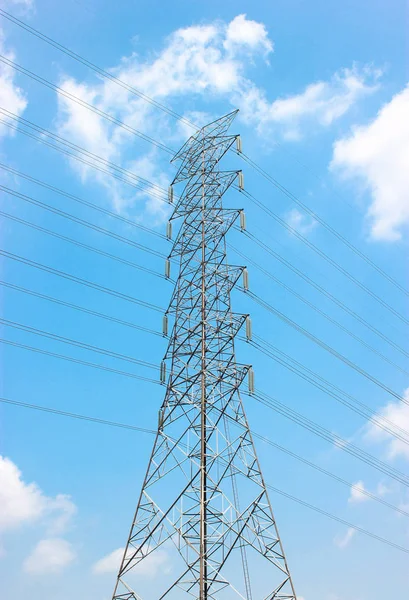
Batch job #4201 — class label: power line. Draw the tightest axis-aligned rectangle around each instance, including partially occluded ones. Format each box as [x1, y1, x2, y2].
[0, 8, 197, 129]
[0, 317, 159, 371]
[0, 208, 167, 280]
[2, 6, 405, 311]
[0, 279, 163, 337]
[0, 162, 166, 240]
[2, 394, 408, 555]
[0, 116, 171, 205]
[0, 338, 161, 384]
[239, 152, 409, 298]
[249, 390, 409, 488]
[0, 184, 166, 259]
[240, 187, 409, 327]
[249, 335, 409, 444]
[247, 289, 409, 407]
[231, 243, 409, 375]
[0, 54, 175, 155]
[0, 108, 172, 202]
[252, 431, 409, 518]
[0, 248, 164, 312]
[235, 232, 409, 361]
[2, 270, 405, 446]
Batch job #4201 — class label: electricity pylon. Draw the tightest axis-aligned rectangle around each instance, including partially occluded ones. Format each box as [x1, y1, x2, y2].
[111, 111, 297, 600]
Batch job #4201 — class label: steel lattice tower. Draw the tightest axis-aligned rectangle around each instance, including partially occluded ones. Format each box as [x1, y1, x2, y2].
[111, 112, 297, 600]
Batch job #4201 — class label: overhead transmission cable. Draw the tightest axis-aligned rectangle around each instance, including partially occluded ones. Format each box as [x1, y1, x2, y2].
[0, 185, 167, 262]
[0, 317, 159, 371]
[0, 249, 164, 312]
[2, 318, 408, 488]
[232, 234, 408, 360]
[0, 107, 172, 201]
[239, 187, 409, 327]
[238, 152, 409, 297]
[248, 335, 409, 444]
[246, 289, 409, 408]
[0, 280, 163, 338]
[246, 390, 409, 487]
[0, 8, 197, 129]
[2, 393, 409, 555]
[0, 162, 166, 240]
[3, 245, 407, 418]
[0, 54, 174, 154]
[0, 11, 404, 302]
[0, 338, 160, 384]
[231, 243, 409, 373]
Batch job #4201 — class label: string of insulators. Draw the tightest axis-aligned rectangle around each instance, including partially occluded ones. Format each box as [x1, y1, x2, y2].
[245, 315, 252, 341]
[238, 171, 244, 191]
[166, 221, 172, 240]
[168, 185, 174, 204]
[158, 408, 165, 432]
[160, 360, 166, 384]
[240, 210, 246, 231]
[165, 259, 171, 279]
[236, 135, 242, 153]
[162, 314, 168, 336]
[248, 367, 255, 394]
[243, 267, 249, 291]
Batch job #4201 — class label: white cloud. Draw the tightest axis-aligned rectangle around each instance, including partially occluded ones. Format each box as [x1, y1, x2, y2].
[23, 538, 76, 574]
[239, 64, 381, 140]
[224, 14, 273, 57]
[54, 16, 377, 219]
[286, 208, 317, 235]
[0, 456, 76, 543]
[93, 547, 170, 578]
[0, 0, 34, 9]
[0, 32, 28, 138]
[0, 456, 45, 532]
[348, 480, 369, 504]
[364, 390, 409, 461]
[334, 527, 356, 549]
[93, 547, 124, 574]
[331, 84, 409, 241]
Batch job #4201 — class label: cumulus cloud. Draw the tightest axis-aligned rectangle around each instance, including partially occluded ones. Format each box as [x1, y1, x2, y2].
[224, 14, 273, 57]
[23, 538, 76, 574]
[364, 390, 409, 461]
[286, 208, 317, 235]
[54, 15, 377, 219]
[348, 480, 369, 504]
[93, 546, 170, 578]
[0, 32, 28, 138]
[334, 527, 356, 549]
[331, 84, 409, 241]
[238, 64, 381, 140]
[0, 456, 77, 548]
[93, 547, 124, 574]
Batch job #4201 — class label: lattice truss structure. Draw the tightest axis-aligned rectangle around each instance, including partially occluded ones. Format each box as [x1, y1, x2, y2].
[111, 112, 297, 600]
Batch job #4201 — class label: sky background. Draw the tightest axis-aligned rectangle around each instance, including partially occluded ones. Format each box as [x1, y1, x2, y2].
[0, 0, 408, 599]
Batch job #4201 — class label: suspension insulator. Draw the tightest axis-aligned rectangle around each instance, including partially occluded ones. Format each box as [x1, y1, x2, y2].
[243, 267, 249, 291]
[163, 314, 168, 336]
[166, 221, 172, 240]
[158, 408, 165, 431]
[236, 135, 242, 153]
[240, 210, 246, 231]
[168, 185, 174, 204]
[160, 360, 167, 384]
[245, 315, 252, 341]
[165, 259, 171, 279]
[238, 171, 244, 191]
[248, 367, 255, 394]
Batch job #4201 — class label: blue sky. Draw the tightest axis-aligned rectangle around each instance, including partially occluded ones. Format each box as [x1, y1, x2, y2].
[0, 0, 408, 598]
